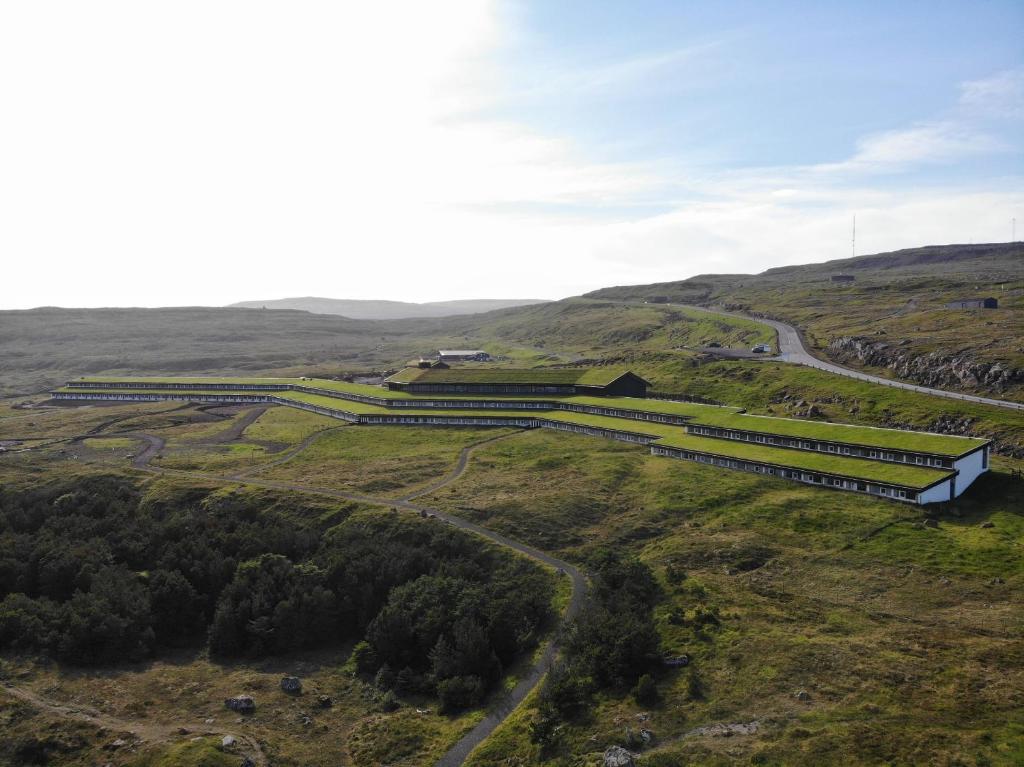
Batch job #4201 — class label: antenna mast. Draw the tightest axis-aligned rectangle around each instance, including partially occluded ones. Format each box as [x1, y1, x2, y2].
[852, 215, 856, 258]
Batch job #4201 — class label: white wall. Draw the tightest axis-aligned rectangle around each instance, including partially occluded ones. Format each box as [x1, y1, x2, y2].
[953, 448, 988, 497]
[918, 479, 953, 505]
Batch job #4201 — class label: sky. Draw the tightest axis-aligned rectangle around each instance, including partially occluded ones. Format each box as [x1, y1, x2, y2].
[1, 1, 1022, 309]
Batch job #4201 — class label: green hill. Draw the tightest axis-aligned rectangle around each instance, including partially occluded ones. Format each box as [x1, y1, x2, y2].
[585, 243, 1024, 399]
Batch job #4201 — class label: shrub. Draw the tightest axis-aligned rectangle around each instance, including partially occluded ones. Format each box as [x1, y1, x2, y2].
[632, 673, 660, 706]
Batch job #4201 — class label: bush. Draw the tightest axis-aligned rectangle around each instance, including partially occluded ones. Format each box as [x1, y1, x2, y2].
[632, 673, 660, 706]
[437, 675, 486, 712]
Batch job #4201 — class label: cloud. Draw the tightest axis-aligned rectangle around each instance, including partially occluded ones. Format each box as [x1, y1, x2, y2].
[811, 122, 1006, 175]
[959, 68, 1024, 118]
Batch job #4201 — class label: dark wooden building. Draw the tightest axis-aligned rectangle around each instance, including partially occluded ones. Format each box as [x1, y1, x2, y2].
[383, 367, 650, 397]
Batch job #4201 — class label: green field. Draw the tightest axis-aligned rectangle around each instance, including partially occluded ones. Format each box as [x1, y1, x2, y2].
[2, 396, 1022, 766]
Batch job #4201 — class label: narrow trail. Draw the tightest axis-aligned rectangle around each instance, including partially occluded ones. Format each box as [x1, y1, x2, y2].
[227, 424, 347, 479]
[396, 430, 527, 502]
[9, 425, 586, 767]
[1, 681, 268, 766]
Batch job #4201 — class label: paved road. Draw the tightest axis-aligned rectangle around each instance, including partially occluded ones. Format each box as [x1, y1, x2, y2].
[675, 304, 1024, 412]
[122, 430, 587, 767]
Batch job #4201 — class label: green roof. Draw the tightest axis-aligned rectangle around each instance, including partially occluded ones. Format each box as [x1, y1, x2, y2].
[58, 384, 954, 488]
[383, 367, 644, 387]
[653, 431, 952, 489]
[64, 376, 985, 460]
[688, 411, 987, 457]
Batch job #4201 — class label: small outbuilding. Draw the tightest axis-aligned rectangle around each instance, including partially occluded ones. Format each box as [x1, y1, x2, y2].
[945, 297, 997, 310]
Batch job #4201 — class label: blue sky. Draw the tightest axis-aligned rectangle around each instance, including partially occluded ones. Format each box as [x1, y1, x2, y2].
[497, 1, 1022, 170]
[1, 1, 1021, 307]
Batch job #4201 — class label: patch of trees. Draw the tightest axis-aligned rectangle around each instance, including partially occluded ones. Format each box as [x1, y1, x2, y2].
[0, 476, 554, 710]
[532, 551, 662, 747]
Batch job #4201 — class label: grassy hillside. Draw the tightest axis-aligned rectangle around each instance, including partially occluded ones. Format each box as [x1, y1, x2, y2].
[585, 243, 1024, 400]
[0, 301, 770, 397]
[228, 296, 549, 320]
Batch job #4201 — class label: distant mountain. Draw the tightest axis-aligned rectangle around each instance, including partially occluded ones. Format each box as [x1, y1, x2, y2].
[227, 296, 549, 320]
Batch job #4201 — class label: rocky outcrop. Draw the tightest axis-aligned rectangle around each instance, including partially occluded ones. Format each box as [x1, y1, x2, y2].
[224, 696, 255, 714]
[827, 337, 1024, 393]
[603, 745, 636, 767]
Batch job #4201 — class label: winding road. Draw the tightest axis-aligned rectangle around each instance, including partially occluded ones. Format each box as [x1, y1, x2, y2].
[120, 426, 586, 767]
[675, 303, 1024, 412]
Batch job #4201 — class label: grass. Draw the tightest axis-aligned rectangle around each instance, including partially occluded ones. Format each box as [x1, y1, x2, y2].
[55, 385, 972, 489]
[3, 398, 1022, 765]
[688, 410, 988, 456]
[60, 377, 987, 453]
[417, 428, 1024, 766]
[385, 366, 638, 386]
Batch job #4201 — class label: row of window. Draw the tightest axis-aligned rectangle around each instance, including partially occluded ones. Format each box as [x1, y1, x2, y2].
[651, 446, 915, 501]
[686, 426, 952, 468]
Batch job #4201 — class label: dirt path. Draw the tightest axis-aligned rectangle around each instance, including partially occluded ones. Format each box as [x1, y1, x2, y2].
[207, 405, 270, 443]
[120, 430, 586, 767]
[395, 430, 526, 502]
[1, 681, 268, 766]
[228, 424, 347, 479]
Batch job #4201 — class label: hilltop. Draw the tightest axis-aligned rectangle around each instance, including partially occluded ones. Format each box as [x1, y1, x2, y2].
[586, 243, 1024, 399]
[228, 296, 549, 320]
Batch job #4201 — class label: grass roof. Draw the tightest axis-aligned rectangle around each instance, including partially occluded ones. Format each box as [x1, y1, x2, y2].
[688, 411, 988, 457]
[384, 366, 642, 387]
[58, 384, 954, 488]
[65, 376, 986, 459]
[654, 431, 952, 489]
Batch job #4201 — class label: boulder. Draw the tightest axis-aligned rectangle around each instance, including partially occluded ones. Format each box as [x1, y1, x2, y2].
[280, 676, 302, 695]
[221, 736, 236, 748]
[603, 745, 635, 767]
[224, 696, 256, 714]
[794, 690, 811, 702]
[240, 759, 256, 767]
[923, 519, 939, 529]
[316, 694, 333, 709]
[662, 654, 690, 668]
[980, 521, 994, 529]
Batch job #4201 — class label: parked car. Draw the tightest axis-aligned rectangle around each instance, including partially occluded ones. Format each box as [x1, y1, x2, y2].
[751, 343, 771, 354]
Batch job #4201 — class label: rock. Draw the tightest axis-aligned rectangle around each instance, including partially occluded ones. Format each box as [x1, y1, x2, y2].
[662, 654, 690, 668]
[104, 739, 128, 751]
[176, 727, 190, 735]
[316, 694, 333, 708]
[280, 676, 302, 695]
[639, 728, 654, 743]
[240, 759, 256, 767]
[205, 718, 216, 725]
[685, 721, 760, 737]
[794, 690, 811, 702]
[222, 735, 236, 748]
[980, 521, 994, 529]
[923, 518, 939, 528]
[826, 336, 1024, 394]
[224, 696, 256, 714]
[603, 745, 635, 767]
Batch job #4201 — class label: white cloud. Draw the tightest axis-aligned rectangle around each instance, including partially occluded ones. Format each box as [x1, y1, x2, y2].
[812, 122, 1006, 175]
[959, 68, 1024, 118]
[0, 4, 1019, 310]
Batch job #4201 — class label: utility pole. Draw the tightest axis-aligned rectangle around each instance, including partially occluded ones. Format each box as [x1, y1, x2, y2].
[852, 215, 856, 258]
